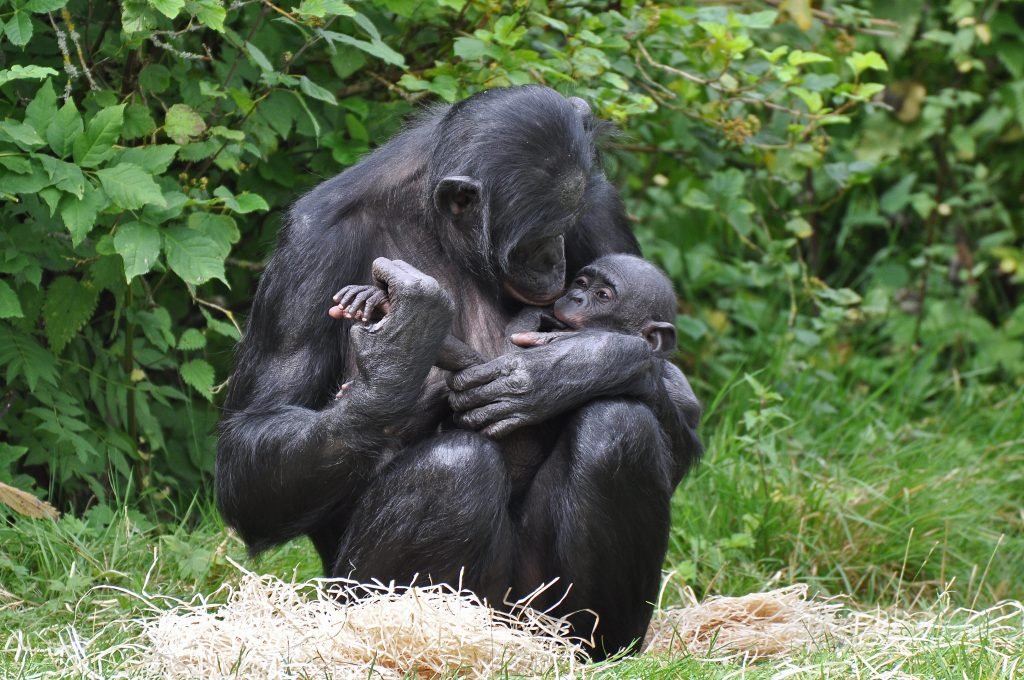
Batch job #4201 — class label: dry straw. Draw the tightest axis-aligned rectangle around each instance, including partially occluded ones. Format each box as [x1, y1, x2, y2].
[16, 564, 1024, 678]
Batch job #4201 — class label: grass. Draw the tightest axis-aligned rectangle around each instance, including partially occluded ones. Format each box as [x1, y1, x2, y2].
[1, 348, 1022, 677]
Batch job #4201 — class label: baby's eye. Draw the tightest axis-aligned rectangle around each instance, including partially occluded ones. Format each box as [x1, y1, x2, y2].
[574, 277, 588, 288]
[596, 288, 612, 301]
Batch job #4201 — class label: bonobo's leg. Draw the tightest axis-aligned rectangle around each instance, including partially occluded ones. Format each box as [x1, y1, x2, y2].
[515, 399, 674, 660]
[333, 431, 514, 604]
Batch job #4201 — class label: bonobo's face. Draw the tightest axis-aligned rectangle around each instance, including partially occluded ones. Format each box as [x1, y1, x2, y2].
[502, 234, 566, 305]
[552, 264, 622, 331]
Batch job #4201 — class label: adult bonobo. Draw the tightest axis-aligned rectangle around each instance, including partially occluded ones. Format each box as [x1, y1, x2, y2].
[216, 86, 703, 659]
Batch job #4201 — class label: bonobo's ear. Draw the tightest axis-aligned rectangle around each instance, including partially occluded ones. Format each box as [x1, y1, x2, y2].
[643, 321, 677, 355]
[433, 176, 482, 219]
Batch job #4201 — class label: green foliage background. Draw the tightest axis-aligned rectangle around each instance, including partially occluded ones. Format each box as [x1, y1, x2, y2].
[0, 0, 1020, 543]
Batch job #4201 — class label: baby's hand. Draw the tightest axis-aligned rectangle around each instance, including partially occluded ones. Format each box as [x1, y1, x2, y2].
[328, 285, 391, 321]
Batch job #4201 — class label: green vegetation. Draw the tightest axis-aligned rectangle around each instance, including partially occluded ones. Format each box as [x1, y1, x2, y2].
[1, 0, 1022, 675]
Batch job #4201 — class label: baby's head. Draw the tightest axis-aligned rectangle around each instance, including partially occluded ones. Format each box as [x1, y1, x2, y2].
[552, 254, 677, 356]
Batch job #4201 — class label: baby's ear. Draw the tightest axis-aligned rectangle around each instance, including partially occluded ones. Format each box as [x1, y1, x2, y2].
[642, 321, 677, 355]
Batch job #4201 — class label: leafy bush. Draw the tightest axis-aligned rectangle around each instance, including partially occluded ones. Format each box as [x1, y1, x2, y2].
[0, 0, 1020, 509]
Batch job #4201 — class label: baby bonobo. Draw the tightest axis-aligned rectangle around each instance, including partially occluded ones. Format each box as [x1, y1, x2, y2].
[330, 252, 677, 389]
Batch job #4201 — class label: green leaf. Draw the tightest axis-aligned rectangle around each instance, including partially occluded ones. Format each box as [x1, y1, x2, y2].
[164, 104, 207, 145]
[39, 156, 86, 198]
[43, 276, 99, 354]
[25, 0, 68, 11]
[846, 51, 888, 77]
[118, 144, 179, 174]
[95, 163, 167, 210]
[176, 328, 206, 350]
[136, 307, 174, 351]
[1, 163, 50, 194]
[493, 14, 526, 46]
[114, 221, 161, 282]
[788, 50, 832, 66]
[60, 185, 106, 245]
[0, 64, 57, 87]
[139, 63, 171, 92]
[192, 0, 226, 31]
[188, 212, 238, 248]
[212, 186, 269, 213]
[46, 99, 84, 158]
[163, 225, 228, 285]
[25, 80, 57, 136]
[453, 37, 487, 60]
[0, 121, 44, 149]
[790, 86, 823, 113]
[73, 104, 125, 167]
[5, 11, 33, 47]
[298, 76, 337, 105]
[180, 359, 215, 400]
[123, 103, 157, 139]
[0, 326, 58, 390]
[0, 280, 24, 318]
[785, 217, 814, 239]
[148, 0, 184, 19]
[246, 41, 274, 72]
[322, 31, 405, 67]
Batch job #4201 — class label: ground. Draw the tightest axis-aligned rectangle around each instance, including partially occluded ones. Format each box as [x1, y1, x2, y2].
[1, 354, 1022, 677]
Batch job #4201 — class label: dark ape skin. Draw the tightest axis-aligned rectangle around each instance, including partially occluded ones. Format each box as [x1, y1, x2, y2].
[216, 86, 703, 660]
[332, 253, 683, 486]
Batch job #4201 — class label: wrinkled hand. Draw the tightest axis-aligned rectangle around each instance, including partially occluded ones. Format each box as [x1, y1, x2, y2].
[448, 331, 653, 438]
[346, 258, 454, 408]
[329, 284, 390, 322]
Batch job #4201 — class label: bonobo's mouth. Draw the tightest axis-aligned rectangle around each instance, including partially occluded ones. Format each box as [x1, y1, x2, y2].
[503, 235, 566, 306]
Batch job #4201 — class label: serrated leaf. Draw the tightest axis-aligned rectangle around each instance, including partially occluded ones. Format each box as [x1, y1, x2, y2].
[25, 80, 57, 136]
[118, 144, 178, 174]
[0, 280, 24, 318]
[95, 163, 166, 210]
[176, 328, 206, 350]
[123, 103, 156, 139]
[60, 185, 105, 245]
[38, 156, 86, 198]
[453, 37, 487, 60]
[180, 359, 214, 400]
[5, 11, 33, 47]
[148, 0, 184, 19]
[136, 307, 174, 351]
[46, 99, 83, 157]
[0, 326, 58, 390]
[1, 164, 50, 194]
[43, 276, 99, 354]
[163, 225, 228, 285]
[192, 0, 225, 31]
[73, 104, 125, 167]
[846, 51, 888, 76]
[188, 212, 238, 248]
[0, 64, 57, 87]
[113, 221, 161, 282]
[164, 104, 206, 145]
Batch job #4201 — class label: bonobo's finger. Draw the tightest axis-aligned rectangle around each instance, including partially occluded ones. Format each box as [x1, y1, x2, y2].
[482, 416, 528, 439]
[454, 401, 516, 431]
[510, 331, 577, 347]
[349, 288, 376, 319]
[361, 291, 391, 321]
[449, 368, 531, 412]
[328, 304, 347, 319]
[335, 285, 362, 307]
[448, 356, 523, 393]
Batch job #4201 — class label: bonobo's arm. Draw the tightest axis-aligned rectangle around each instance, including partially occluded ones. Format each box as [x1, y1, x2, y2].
[449, 330, 702, 469]
[448, 330, 667, 437]
[217, 258, 453, 553]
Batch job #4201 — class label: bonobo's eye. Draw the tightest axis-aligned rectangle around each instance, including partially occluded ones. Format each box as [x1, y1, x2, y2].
[595, 288, 613, 302]
[574, 276, 588, 289]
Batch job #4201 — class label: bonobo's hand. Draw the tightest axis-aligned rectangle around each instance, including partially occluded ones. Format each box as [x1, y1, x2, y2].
[448, 330, 655, 438]
[329, 284, 391, 322]
[344, 258, 454, 411]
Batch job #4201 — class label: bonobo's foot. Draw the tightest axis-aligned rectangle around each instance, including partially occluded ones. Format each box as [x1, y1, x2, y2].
[329, 284, 391, 321]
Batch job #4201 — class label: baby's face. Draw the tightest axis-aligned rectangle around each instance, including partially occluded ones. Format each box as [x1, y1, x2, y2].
[552, 265, 622, 330]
